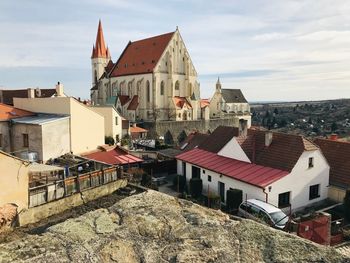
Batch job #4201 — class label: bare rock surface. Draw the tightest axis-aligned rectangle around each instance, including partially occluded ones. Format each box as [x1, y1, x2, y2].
[0, 190, 348, 262]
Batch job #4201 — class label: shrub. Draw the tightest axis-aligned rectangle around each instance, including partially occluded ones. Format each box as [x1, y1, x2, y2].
[105, 136, 115, 146]
[173, 175, 186, 192]
[226, 189, 243, 211]
[190, 178, 203, 198]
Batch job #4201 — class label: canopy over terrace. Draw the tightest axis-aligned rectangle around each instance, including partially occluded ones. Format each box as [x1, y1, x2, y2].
[82, 146, 143, 167]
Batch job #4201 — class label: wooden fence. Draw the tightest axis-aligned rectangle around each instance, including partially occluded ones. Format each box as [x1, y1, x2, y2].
[29, 167, 123, 208]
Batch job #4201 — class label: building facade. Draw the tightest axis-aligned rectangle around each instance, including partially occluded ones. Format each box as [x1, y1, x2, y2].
[90, 21, 201, 122]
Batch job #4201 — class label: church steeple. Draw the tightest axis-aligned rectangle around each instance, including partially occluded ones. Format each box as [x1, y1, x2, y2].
[216, 77, 221, 92]
[91, 20, 110, 59]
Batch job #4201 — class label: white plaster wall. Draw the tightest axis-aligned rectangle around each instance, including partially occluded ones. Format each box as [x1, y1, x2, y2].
[217, 137, 251, 162]
[14, 97, 105, 154]
[41, 118, 70, 161]
[177, 160, 265, 203]
[266, 150, 329, 211]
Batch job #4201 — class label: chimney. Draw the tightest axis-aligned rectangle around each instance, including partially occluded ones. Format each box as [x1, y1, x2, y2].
[238, 119, 247, 137]
[27, 88, 35, 98]
[329, 134, 338, 141]
[35, 87, 41, 97]
[56, 81, 64, 97]
[133, 123, 137, 128]
[265, 131, 273, 147]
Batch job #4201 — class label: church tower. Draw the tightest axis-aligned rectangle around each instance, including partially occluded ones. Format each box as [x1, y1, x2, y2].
[91, 20, 111, 87]
[216, 77, 221, 93]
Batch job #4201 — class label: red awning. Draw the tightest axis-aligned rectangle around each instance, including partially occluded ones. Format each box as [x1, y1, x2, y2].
[83, 147, 142, 165]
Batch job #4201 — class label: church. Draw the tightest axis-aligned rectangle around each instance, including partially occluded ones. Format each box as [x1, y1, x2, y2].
[90, 21, 203, 122]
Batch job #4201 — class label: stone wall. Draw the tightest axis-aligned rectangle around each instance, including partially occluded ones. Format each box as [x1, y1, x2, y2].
[143, 117, 239, 143]
[19, 179, 127, 226]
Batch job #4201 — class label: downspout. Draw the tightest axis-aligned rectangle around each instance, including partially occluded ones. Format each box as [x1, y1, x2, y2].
[263, 187, 268, 203]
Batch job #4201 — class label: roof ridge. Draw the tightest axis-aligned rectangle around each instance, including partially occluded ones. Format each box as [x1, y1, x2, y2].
[131, 31, 175, 44]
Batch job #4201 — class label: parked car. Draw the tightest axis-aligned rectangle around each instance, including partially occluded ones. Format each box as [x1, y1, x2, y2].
[238, 199, 289, 230]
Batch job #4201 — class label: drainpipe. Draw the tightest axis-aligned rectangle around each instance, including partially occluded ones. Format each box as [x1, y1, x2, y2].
[263, 187, 268, 203]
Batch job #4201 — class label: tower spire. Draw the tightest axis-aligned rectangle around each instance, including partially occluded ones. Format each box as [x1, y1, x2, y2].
[91, 20, 110, 59]
[216, 76, 221, 92]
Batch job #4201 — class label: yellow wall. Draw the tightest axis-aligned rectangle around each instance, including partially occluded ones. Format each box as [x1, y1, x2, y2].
[14, 97, 105, 154]
[90, 106, 122, 140]
[328, 186, 345, 203]
[0, 152, 29, 210]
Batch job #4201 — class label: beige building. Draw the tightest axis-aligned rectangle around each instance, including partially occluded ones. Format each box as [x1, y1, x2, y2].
[0, 151, 29, 210]
[14, 83, 104, 155]
[90, 21, 201, 122]
[209, 78, 251, 127]
[89, 105, 123, 143]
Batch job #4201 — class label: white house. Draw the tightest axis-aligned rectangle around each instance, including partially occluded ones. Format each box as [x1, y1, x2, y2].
[176, 126, 330, 212]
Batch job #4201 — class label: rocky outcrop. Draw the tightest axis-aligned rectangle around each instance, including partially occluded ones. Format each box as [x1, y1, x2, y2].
[0, 204, 17, 232]
[0, 190, 348, 262]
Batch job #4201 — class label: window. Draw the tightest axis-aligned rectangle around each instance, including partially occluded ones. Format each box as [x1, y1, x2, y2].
[202, 170, 205, 174]
[0, 134, 2, 147]
[308, 157, 314, 168]
[175, 81, 180, 90]
[115, 117, 118, 125]
[160, 81, 164, 95]
[23, 134, 29, 147]
[278, 192, 290, 208]
[208, 175, 211, 182]
[192, 166, 200, 179]
[146, 81, 150, 102]
[309, 184, 320, 200]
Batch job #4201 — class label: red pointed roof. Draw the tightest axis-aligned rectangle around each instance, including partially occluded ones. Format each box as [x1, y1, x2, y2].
[91, 20, 110, 59]
[110, 31, 175, 77]
[127, 95, 139, 110]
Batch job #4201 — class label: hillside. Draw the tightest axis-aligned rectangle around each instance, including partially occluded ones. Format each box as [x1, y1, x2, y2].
[0, 190, 348, 262]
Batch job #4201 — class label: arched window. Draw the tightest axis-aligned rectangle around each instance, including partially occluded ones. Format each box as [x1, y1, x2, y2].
[128, 82, 132, 96]
[146, 81, 150, 102]
[160, 81, 164, 95]
[175, 81, 180, 90]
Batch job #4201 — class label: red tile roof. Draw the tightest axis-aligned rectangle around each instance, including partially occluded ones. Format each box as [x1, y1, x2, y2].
[176, 148, 289, 188]
[105, 60, 114, 73]
[173, 96, 192, 109]
[130, 126, 148, 133]
[199, 126, 239, 153]
[200, 99, 210, 108]
[127, 95, 139, 110]
[314, 138, 350, 188]
[110, 32, 175, 77]
[240, 129, 319, 172]
[83, 146, 142, 166]
[0, 103, 34, 121]
[118, 95, 131, 106]
[180, 132, 209, 152]
[91, 20, 110, 59]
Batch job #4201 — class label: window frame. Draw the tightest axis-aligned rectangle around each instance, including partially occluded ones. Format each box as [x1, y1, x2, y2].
[308, 157, 314, 168]
[309, 184, 320, 200]
[278, 191, 291, 208]
[208, 175, 211, 182]
[160, 81, 164, 96]
[115, 117, 118, 125]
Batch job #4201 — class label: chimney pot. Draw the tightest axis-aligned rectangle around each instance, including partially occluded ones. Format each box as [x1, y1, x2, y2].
[56, 82, 64, 97]
[27, 88, 35, 99]
[330, 134, 338, 141]
[265, 131, 273, 147]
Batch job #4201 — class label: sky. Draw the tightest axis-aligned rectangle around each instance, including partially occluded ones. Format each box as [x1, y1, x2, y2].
[1, 0, 350, 102]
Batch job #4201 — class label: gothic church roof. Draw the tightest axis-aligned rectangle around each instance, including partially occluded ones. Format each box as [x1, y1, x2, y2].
[110, 31, 175, 77]
[221, 89, 248, 103]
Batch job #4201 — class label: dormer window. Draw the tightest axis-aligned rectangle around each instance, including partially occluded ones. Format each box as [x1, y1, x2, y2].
[308, 157, 314, 168]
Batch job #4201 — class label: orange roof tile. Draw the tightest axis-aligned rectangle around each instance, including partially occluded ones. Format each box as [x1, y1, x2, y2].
[0, 103, 34, 121]
[91, 20, 110, 59]
[173, 96, 192, 109]
[130, 126, 148, 133]
[110, 31, 175, 77]
[200, 99, 210, 108]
